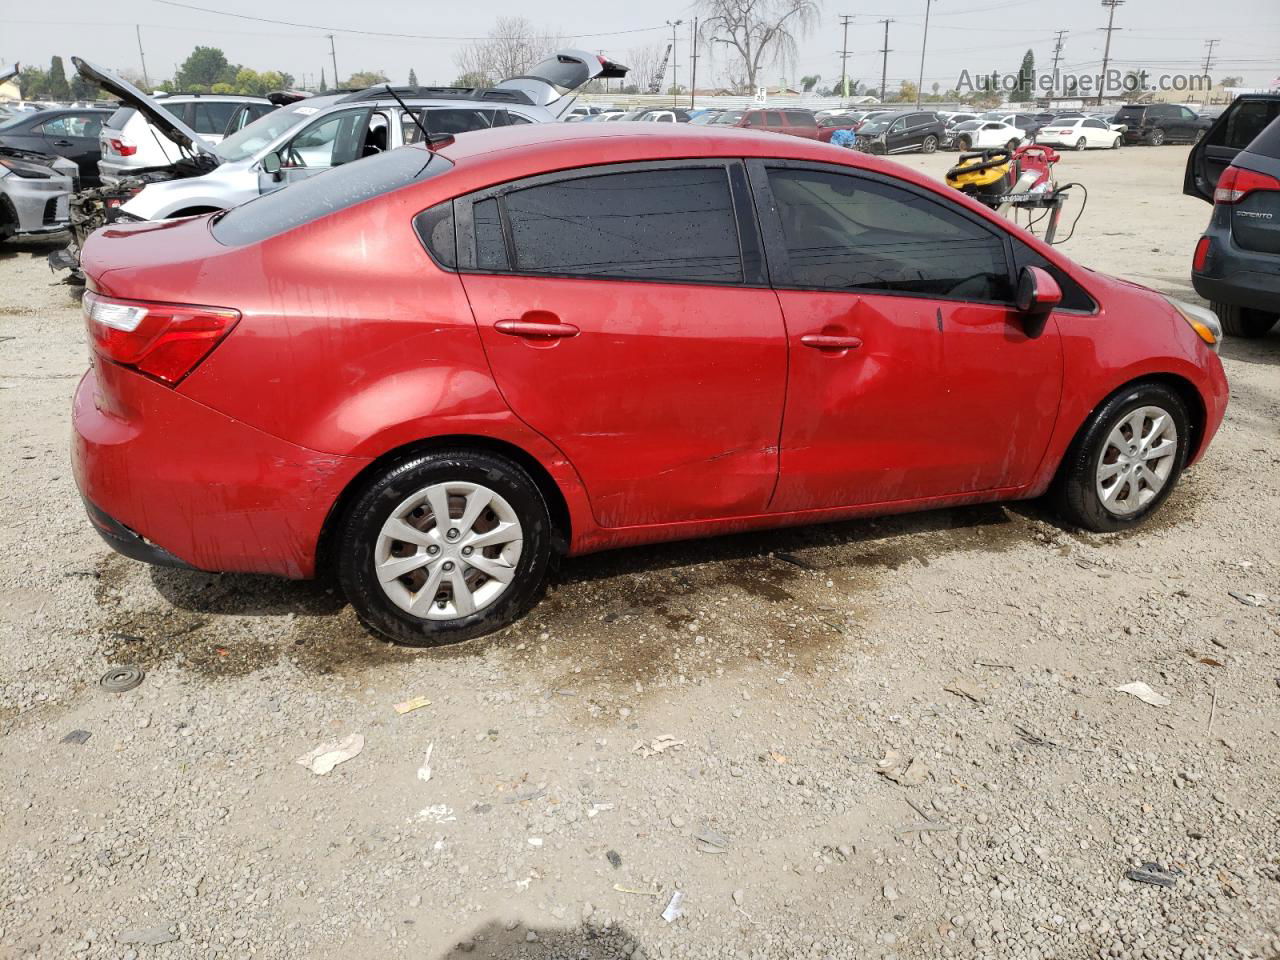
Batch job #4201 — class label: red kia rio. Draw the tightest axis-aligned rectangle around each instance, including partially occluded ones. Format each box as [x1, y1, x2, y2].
[73, 124, 1228, 645]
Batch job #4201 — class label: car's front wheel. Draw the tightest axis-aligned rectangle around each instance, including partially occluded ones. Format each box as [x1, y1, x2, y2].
[954, 135, 971, 151]
[335, 450, 553, 646]
[1213, 301, 1279, 338]
[1111, 135, 1122, 149]
[1053, 383, 1190, 533]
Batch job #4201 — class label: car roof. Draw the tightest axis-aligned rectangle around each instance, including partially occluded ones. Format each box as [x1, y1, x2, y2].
[155, 94, 271, 103]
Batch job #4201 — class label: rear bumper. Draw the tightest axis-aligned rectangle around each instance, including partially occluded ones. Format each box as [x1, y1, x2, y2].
[72, 364, 372, 578]
[1192, 229, 1280, 314]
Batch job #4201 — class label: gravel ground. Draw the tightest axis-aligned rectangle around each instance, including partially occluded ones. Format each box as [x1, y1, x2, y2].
[1, 143, 1278, 960]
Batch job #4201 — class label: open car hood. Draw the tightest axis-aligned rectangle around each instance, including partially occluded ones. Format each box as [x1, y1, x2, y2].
[71, 57, 219, 161]
[495, 50, 627, 117]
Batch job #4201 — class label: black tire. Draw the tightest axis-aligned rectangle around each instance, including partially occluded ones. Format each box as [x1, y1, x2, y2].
[1075, 136, 1088, 152]
[922, 134, 938, 154]
[1053, 382, 1191, 533]
[955, 135, 971, 151]
[1148, 127, 1165, 146]
[1212, 301, 1279, 338]
[1006, 138, 1021, 151]
[335, 449, 553, 646]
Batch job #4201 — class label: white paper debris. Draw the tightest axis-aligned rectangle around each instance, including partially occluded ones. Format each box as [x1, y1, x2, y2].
[295, 733, 364, 775]
[1115, 681, 1171, 707]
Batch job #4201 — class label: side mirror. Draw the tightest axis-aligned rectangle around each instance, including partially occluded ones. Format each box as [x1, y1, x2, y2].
[261, 152, 282, 179]
[1015, 265, 1062, 338]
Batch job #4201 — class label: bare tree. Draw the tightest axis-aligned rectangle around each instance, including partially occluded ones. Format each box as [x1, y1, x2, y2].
[625, 43, 668, 95]
[700, 0, 820, 92]
[453, 17, 567, 86]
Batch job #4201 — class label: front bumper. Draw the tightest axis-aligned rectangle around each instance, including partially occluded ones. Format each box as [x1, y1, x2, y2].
[72, 363, 371, 578]
[2, 175, 73, 234]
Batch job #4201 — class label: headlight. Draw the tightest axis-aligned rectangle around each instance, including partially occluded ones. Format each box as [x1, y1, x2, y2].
[0, 156, 52, 179]
[1166, 297, 1221, 353]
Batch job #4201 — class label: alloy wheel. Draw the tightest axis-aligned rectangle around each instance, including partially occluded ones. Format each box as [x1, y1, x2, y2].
[1095, 406, 1179, 516]
[374, 481, 523, 620]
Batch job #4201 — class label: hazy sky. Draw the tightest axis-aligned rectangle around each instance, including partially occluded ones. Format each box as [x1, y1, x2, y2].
[7, 0, 1279, 93]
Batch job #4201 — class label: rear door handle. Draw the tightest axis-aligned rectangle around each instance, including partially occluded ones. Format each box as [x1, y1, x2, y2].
[800, 334, 863, 350]
[494, 318, 580, 339]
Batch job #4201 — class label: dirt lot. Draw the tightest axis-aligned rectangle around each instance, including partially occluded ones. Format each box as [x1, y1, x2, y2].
[1, 143, 1278, 960]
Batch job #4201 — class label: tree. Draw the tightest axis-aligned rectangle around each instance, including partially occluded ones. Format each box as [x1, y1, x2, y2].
[897, 80, 918, 103]
[47, 56, 71, 100]
[1220, 75, 1243, 87]
[699, 0, 819, 92]
[800, 73, 820, 92]
[176, 46, 233, 90]
[408, 68, 418, 87]
[626, 43, 668, 96]
[70, 73, 101, 101]
[1011, 49, 1035, 102]
[345, 71, 389, 88]
[18, 66, 48, 99]
[931, 81, 940, 97]
[454, 17, 561, 88]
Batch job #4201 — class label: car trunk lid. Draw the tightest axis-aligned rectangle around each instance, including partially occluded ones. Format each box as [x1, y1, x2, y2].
[72, 57, 220, 165]
[494, 50, 628, 117]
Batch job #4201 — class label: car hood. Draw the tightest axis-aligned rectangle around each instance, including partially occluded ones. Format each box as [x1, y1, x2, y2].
[494, 50, 628, 117]
[0, 64, 17, 87]
[71, 56, 220, 163]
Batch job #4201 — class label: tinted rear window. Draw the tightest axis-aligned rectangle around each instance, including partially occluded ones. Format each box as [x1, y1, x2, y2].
[1245, 115, 1280, 158]
[211, 146, 450, 247]
[107, 107, 137, 128]
[784, 110, 816, 127]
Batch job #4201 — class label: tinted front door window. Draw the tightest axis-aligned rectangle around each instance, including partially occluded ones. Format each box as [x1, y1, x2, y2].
[767, 168, 1010, 300]
[501, 168, 743, 283]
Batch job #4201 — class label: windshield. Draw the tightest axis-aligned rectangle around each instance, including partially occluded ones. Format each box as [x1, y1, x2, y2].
[689, 112, 720, 125]
[711, 110, 743, 125]
[216, 103, 316, 162]
[859, 119, 892, 135]
[954, 120, 981, 131]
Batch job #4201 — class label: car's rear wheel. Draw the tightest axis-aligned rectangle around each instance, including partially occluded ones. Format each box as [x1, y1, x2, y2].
[335, 450, 553, 646]
[1212, 301, 1279, 338]
[1148, 127, 1165, 146]
[921, 135, 938, 153]
[1075, 136, 1088, 151]
[1053, 383, 1190, 533]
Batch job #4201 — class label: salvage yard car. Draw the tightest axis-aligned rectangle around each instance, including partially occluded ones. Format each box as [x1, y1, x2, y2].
[1185, 95, 1280, 338]
[1034, 116, 1123, 151]
[0, 147, 79, 241]
[72, 124, 1227, 646]
[944, 119, 1023, 152]
[0, 106, 113, 185]
[854, 111, 945, 154]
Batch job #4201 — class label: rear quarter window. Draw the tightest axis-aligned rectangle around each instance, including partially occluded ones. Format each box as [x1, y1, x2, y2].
[211, 146, 451, 247]
[106, 107, 137, 129]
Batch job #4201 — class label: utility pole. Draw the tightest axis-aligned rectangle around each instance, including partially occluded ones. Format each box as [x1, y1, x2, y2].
[1096, 0, 1124, 107]
[326, 34, 339, 89]
[135, 25, 150, 90]
[1200, 38, 1219, 104]
[915, 0, 933, 109]
[666, 19, 683, 107]
[878, 19, 893, 103]
[689, 19, 699, 108]
[838, 14, 854, 103]
[1049, 29, 1067, 97]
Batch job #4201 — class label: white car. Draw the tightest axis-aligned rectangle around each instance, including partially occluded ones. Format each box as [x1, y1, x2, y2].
[947, 120, 1024, 152]
[98, 94, 276, 183]
[1036, 117, 1122, 151]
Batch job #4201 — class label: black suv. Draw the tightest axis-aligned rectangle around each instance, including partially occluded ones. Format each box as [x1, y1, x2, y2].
[854, 111, 945, 154]
[1185, 94, 1280, 338]
[1115, 103, 1211, 145]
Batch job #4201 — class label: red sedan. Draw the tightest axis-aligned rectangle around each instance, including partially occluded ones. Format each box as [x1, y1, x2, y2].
[73, 124, 1228, 645]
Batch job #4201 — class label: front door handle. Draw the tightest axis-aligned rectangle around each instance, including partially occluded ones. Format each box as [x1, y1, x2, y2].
[800, 333, 863, 351]
[52, 140, 74, 147]
[494, 318, 580, 339]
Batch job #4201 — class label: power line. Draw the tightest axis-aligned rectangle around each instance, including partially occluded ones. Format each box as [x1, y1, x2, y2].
[150, 0, 667, 41]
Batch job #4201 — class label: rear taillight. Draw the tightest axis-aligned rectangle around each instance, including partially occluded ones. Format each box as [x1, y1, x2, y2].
[1193, 236, 1211, 272]
[108, 137, 137, 156]
[83, 292, 239, 385]
[1213, 165, 1280, 204]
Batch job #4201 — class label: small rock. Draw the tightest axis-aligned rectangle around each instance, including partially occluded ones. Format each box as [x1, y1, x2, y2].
[883, 884, 899, 902]
[732, 889, 744, 906]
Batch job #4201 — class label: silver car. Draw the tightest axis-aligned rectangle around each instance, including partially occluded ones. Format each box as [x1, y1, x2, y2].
[0, 148, 78, 241]
[71, 53, 628, 223]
